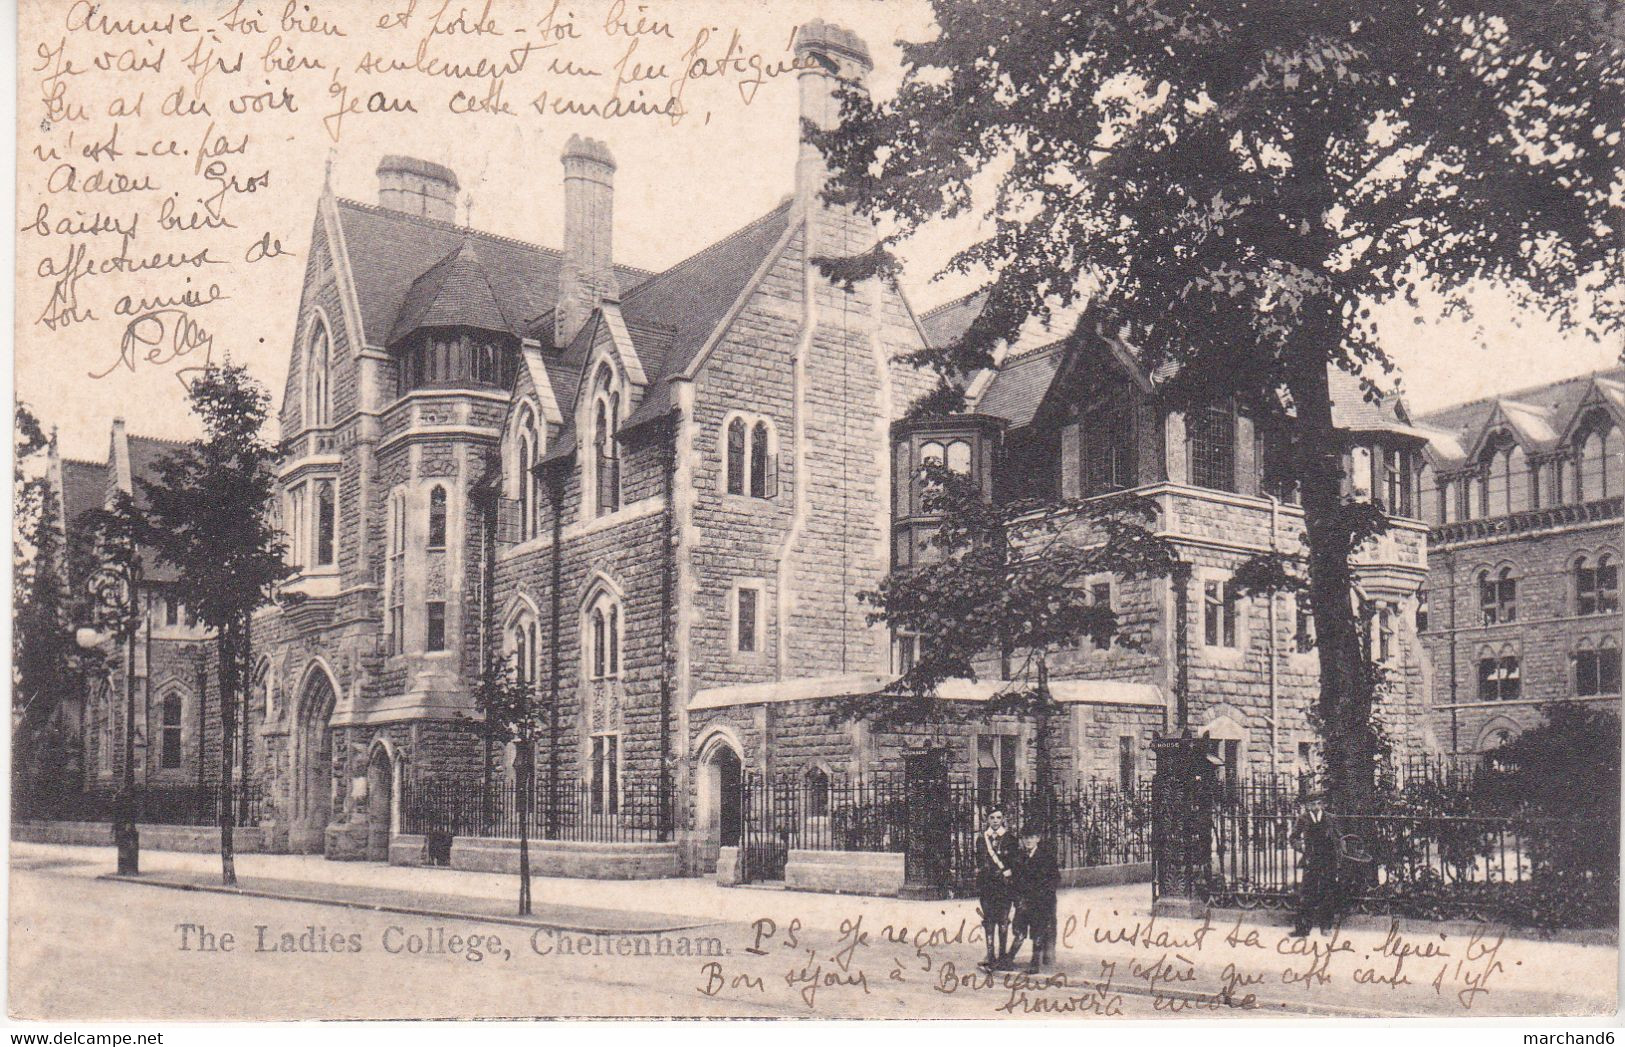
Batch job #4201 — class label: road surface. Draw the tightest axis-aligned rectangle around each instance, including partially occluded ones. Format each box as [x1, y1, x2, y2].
[9, 851, 1167, 1020]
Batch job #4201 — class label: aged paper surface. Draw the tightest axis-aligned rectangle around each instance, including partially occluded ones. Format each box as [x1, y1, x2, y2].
[10, 0, 1621, 1025]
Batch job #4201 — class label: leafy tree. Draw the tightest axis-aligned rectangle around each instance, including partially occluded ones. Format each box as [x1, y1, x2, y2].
[12, 403, 81, 813]
[139, 364, 293, 886]
[815, 0, 1621, 809]
[847, 459, 1177, 787]
[466, 661, 546, 915]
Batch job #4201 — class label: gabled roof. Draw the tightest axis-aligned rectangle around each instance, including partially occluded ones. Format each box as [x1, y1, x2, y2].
[971, 345, 1065, 428]
[1416, 367, 1625, 466]
[619, 200, 795, 430]
[919, 290, 989, 349]
[388, 238, 515, 343]
[333, 198, 652, 348]
[62, 432, 191, 583]
[60, 458, 109, 531]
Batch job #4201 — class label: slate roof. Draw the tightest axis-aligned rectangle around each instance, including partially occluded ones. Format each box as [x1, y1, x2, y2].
[1414, 367, 1625, 465]
[333, 198, 653, 347]
[61, 434, 190, 583]
[919, 290, 989, 349]
[972, 345, 1065, 429]
[388, 239, 515, 344]
[619, 200, 794, 430]
[60, 458, 109, 531]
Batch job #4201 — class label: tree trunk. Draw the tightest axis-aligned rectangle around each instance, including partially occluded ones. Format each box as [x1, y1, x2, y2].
[517, 739, 533, 916]
[216, 621, 239, 887]
[1286, 352, 1379, 814]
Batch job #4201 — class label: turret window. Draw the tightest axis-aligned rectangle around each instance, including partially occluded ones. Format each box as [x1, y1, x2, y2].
[427, 485, 447, 550]
[314, 479, 336, 567]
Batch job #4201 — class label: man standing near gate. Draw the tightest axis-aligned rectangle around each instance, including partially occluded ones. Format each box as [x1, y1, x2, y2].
[1289, 791, 1340, 936]
[976, 809, 1017, 970]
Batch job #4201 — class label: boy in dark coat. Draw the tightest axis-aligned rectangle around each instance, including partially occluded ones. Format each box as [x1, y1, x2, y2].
[1289, 792, 1340, 936]
[976, 809, 1017, 970]
[1007, 825, 1060, 971]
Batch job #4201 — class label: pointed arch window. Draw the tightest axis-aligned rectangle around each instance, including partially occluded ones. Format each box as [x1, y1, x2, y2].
[427, 486, 447, 550]
[1576, 553, 1619, 616]
[508, 608, 539, 687]
[1477, 645, 1521, 701]
[160, 691, 183, 769]
[723, 414, 778, 499]
[1576, 637, 1622, 697]
[1575, 413, 1619, 502]
[726, 418, 746, 495]
[513, 406, 541, 542]
[1479, 567, 1517, 625]
[306, 317, 332, 428]
[385, 490, 406, 655]
[591, 365, 621, 517]
[586, 589, 622, 680]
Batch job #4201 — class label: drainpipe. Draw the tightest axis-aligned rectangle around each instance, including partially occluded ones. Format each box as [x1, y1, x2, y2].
[1173, 562, 1192, 732]
[1266, 494, 1281, 779]
[1446, 549, 1459, 755]
[546, 467, 564, 838]
[658, 413, 677, 839]
[776, 215, 814, 680]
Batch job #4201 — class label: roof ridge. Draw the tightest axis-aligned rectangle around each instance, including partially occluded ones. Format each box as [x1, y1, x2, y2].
[1417, 367, 1625, 425]
[620, 199, 794, 304]
[921, 288, 988, 320]
[335, 197, 655, 280]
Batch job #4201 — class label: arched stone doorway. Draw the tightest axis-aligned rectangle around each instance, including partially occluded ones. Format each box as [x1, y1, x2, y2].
[698, 734, 743, 849]
[290, 666, 337, 854]
[365, 743, 394, 862]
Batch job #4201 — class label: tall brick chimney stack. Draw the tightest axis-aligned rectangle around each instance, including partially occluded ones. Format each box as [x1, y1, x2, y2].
[793, 21, 872, 219]
[555, 135, 619, 348]
[376, 156, 460, 222]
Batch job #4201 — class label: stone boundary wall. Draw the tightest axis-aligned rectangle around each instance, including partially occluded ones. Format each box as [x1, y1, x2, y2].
[784, 849, 905, 896]
[14, 821, 269, 853]
[388, 833, 682, 879]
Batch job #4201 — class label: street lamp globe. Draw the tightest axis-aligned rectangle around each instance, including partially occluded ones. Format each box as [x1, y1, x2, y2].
[74, 627, 106, 650]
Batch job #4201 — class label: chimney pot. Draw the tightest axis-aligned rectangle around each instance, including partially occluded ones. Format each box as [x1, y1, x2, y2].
[556, 137, 618, 347]
[376, 155, 460, 222]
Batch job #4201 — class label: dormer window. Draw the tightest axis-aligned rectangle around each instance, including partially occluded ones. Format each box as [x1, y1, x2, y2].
[1574, 411, 1619, 502]
[1188, 402, 1236, 493]
[1082, 399, 1135, 495]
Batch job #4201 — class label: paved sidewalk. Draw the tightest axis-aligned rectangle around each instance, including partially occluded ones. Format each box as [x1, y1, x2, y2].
[16, 840, 1619, 1017]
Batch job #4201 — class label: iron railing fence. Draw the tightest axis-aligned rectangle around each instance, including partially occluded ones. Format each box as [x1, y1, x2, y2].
[402, 777, 672, 843]
[1167, 790, 1618, 928]
[41, 783, 264, 827]
[736, 773, 1154, 888]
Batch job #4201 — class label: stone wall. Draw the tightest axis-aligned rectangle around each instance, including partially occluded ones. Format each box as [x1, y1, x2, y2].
[1424, 515, 1622, 755]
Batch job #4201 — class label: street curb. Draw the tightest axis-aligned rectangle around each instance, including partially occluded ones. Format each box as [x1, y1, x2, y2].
[98, 874, 718, 936]
[1152, 899, 1619, 947]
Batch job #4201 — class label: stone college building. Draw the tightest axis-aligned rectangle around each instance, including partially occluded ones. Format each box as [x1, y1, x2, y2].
[53, 23, 1458, 882]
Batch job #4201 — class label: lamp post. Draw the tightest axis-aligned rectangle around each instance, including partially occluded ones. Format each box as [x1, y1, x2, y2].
[77, 550, 143, 876]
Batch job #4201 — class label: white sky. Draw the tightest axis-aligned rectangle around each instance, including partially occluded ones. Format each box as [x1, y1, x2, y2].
[14, 0, 1619, 462]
